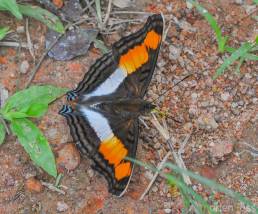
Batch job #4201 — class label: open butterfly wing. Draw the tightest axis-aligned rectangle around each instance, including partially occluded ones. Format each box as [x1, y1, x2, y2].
[61, 14, 163, 196]
[67, 14, 163, 100]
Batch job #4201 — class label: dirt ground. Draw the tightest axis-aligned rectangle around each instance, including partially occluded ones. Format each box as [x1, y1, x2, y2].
[0, 0, 257, 213]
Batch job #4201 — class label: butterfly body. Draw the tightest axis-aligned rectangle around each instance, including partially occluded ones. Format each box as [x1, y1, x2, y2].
[60, 14, 163, 196]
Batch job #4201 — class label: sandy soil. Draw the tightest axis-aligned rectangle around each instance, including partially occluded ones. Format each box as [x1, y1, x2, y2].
[0, 0, 257, 213]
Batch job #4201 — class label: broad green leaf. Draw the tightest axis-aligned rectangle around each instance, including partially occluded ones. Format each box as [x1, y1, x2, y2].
[253, 0, 258, 4]
[18, 4, 64, 33]
[0, 122, 5, 145]
[10, 118, 57, 177]
[2, 85, 68, 115]
[0, 26, 10, 40]
[0, 0, 22, 19]
[25, 103, 48, 118]
[3, 112, 28, 121]
[187, 0, 227, 52]
[214, 42, 253, 79]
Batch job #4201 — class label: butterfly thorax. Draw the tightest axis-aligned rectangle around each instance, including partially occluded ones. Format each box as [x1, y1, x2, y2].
[78, 97, 155, 119]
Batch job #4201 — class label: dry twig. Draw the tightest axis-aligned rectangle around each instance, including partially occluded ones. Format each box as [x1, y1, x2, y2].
[103, 0, 113, 27]
[25, 18, 35, 61]
[41, 181, 65, 195]
[0, 41, 28, 49]
[140, 151, 171, 200]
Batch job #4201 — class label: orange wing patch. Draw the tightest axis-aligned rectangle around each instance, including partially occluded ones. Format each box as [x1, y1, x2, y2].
[144, 30, 161, 50]
[99, 136, 131, 180]
[119, 30, 161, 74]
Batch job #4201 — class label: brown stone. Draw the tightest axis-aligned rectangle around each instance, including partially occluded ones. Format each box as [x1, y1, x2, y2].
[25, 177, 43, 193]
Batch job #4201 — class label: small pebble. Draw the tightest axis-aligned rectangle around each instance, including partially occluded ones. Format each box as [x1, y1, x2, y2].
[0, 84, 8, 108]
[164, 208, 172, 214]
[220, 92, 230, 101]
[197, 114, 218, 131]
[152, 186, 158, 193]
[191, 93, 198, 100]
[56, 201, 69, 212]
[16, 26, 25, 33]
[154, 142, 161, 149]
[25, 177, 43, 193]
[20, 60, 30, 74]
[87, 169, 94, 178]
[168, 45, 182, 60]
[234, 0, 244, 4]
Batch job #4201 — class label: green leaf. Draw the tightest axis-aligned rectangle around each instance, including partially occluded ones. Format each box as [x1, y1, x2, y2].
[0, 0, 22, 19]
[0, 26, 10, 40]
[10, 118, 57, 177]
[225, 45, 258, 61]
[0, 122, 6, 145]
[213, 42, 253, 79]
[2, 85, 68, 116]
[3, 112, 28, 120]
[25, 103, 48, 118]
[187, 0, 227, 52]
[18, 4, 65, 34]
[253, 0, 258, 4]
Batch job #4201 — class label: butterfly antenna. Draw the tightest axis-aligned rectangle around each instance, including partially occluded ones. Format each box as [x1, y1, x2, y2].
[151, 74, 193, 104]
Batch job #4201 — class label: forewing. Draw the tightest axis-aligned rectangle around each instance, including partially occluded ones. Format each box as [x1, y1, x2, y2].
[67, 14, 163, 101]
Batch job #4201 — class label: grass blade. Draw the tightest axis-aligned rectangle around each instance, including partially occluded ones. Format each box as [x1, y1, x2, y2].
[18, 4, 64, 33]
[213, 42, 253, 79]
[164, 162, 258, 212]
[187, 0, 227, 52]
[225, 45, 258, 61]
[0, 122, 6, 145]
[0, 26, 10, 40]
[95, 0, 102, 27]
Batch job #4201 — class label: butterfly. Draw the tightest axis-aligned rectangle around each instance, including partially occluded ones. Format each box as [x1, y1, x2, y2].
[59, 14, 163, 196]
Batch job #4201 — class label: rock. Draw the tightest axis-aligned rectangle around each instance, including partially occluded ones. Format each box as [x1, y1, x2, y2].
[168, 45, 182, 60]
[231, 102, 238, 108]
[164, 201, 172, 209]
[25, 177, 43, 193]
[164, 208, 172, 213]
[152, 186, 158, 193]
[244, 5, 256, 15]
[4, 174, 15, 186]
[56, 143, 80, 172]
[16, 26, 25, 33]
[197, 114, 218, 131]
[20, 60, 30, 74]
[57, 201, 69, 212]
[189, 104, 198, 117]
[154, 142, 161, 149]
[113, 0, 134, 8]
[209, 141, 234, 164]
[200, 166, 216, 179]
[220, 92, 230, 101]
[234, 0, 244, 4]
[144, 170, 154, 180]
[191, 92, 198, 100]
[87, 168, 94, 178]
[0, 84, 8, 108]
[183, 122, 193, 132]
